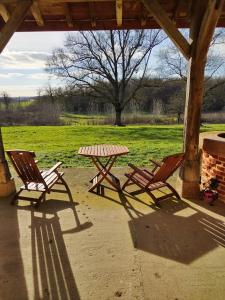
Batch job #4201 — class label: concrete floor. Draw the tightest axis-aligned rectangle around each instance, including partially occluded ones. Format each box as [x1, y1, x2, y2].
[1, 167, 225, 300]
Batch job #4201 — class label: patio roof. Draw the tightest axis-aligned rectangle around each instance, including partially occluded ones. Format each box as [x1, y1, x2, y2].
[1, 0, 225, 32]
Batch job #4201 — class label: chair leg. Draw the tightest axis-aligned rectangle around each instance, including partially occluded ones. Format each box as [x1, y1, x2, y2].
[166, 183, 181, 200]
[11, 190, 21, 205]
[35, 191, 46, 208]
[146, 190, 160, 207]
[122, 177, 132, 190]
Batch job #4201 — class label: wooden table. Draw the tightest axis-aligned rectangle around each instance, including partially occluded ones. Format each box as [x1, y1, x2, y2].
[78, 144, 129, 192]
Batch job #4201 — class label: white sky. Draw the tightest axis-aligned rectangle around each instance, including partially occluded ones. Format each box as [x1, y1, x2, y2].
[1, 31, 225, 97]
[0, 32, 67, 97]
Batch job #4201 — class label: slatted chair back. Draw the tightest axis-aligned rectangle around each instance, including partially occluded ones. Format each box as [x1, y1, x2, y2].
[150, 153, 185, 184]
[7, 150, 45, 188]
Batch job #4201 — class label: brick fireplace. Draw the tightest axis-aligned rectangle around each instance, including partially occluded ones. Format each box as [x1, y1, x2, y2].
[202, 134, 225, 203]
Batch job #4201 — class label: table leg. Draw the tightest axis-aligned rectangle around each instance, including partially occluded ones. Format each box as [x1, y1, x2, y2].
[89, 156, 121, 192]
[89, 157, 113, 183]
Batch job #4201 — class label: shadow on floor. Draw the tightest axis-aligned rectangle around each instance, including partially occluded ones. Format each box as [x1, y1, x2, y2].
[0, 197, 29, 300]
[95, 185, 225, 265]
[129, 200, 225, 264]
[15, 195, 93, 300]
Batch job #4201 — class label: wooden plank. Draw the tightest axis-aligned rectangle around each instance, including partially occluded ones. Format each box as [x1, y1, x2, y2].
[0, 0, 32, 53]
[30, 0, 44, 26]
[0, 3, 10, 22]
[141, 2, 147, 27]
[63, 3, 73, 28]
[1, 0, 116, 3]
[88, 2, 96, 28]
[196, 0, 224, 60]
[116, 0, 122, 27]
[142, 0, 191, 60]
[181, 0, 208, 198]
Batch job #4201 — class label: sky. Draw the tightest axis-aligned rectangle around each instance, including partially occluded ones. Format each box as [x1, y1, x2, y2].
[1, 30, 225, 98]
[0, 31, 163, 98]
[0, 32, 68, 97]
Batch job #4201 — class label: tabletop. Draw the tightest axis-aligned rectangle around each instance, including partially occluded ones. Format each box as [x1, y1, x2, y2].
[78, 144, 129, 157]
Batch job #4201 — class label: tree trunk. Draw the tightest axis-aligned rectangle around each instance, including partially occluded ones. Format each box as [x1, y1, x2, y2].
[177, 112, 181, 124]
[114, 108, 123, 126]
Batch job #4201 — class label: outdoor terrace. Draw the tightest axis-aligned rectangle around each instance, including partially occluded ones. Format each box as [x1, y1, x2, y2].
[1, 167, 225, 300]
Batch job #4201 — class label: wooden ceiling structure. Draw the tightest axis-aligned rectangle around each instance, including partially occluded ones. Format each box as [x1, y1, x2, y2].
[0, 0, 225, 200]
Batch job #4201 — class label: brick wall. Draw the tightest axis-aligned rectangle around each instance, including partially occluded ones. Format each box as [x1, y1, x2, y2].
[202, 151, 225, 203]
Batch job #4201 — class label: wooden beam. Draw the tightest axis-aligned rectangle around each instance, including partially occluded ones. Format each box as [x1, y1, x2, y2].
[142, 0, 191, 60]
[2, 0, 120, 3]
[196, 0, 224, 60]
[116, 0, 122, 27]
[140, 2, 147, 27]
[63, 3, 73, 28]
[0, 0, 32, 53]
[180, 0, 223, 199]
[30, 0, 44, 26]
[172, 0, 183, 20]
[0, 4, 10, 22]
[88, 2, 96, 28]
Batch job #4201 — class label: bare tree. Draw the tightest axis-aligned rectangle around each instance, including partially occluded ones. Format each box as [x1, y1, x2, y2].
[46, 30, 165, 125]
[168, 88, 185, 124]
[0, 91, 11, 112]
[156, 29, 225, 95]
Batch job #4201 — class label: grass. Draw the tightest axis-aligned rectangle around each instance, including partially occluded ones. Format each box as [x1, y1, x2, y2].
[60, 113, 178, 125]
[60, 113, 107, 125]
[2, 124, 225, 168]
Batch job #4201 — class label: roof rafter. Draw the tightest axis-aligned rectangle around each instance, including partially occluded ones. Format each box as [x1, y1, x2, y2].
[63, 3, 73, 27]
[196, 0, 225, 60]
[142, 0, 191, 60]
[116, 0, 122, 27]
[0, 4, 10, 22]
[0, 0, 32, 53]
[88, 2, 96, 28]
[30, 0, 44, 26]
[0, 0, 114, 3]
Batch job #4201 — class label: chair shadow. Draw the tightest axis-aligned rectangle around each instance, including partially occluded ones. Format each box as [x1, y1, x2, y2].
[130, 200, 225, 264]
[94, 184, 225, 265]
[92, 184, 147, 219]
[15, 195, 93, 300]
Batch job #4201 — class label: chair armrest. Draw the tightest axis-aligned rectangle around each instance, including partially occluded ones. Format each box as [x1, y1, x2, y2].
[149, 159, 162, 167]
[45, 162, 62, 177]
[128, 163, 153, 181]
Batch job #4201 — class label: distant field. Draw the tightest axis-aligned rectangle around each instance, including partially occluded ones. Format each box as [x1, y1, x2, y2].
[2, 124, 225, 167]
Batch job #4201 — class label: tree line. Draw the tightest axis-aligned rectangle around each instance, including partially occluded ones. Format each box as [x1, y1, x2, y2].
[1, 29, 225, 126]
[1, 76, 225, 126]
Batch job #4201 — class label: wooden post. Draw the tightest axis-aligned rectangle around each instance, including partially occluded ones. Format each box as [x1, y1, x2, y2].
[180, 0, 224, 198]
[0, 0, 32, 197]
[0, 128, 15, 197]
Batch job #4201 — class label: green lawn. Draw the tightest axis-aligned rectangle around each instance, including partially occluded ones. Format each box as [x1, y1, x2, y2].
[2, 124, 225, 167]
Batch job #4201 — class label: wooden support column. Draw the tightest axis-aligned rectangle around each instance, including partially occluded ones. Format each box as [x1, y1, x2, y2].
[180, 0, 224, 199]
[0, 128, 15, 197]
[0, 0, 32, 197]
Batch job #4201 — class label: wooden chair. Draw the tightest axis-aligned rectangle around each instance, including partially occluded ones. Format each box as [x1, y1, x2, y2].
[122, 153, 185, 206]
[7, 150, 72, 207]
